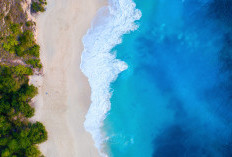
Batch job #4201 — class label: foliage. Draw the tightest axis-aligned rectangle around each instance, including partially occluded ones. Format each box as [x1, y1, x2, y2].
[14, 84, 38, 103]
[0, 1, 47, 156]
[8, 139, 19, 152]
[0, 76, 20, 93]
[10, 24, 21, 35]
[28, 122, 48, 144]
[26, 59, 42, 69]
[0, 65, 47, 156]
[13, 65, 33, 76]
[25, 146, 41, 157]
[24, 44, 40, 57]
[0, 65, 33, 93]
[1, 148, 10, 157]
[18, 31, 35, 49]
[2, 24, 21, 54]
[2, 35, 18, 53]
[2, 25, 41, 58]
[31, 0, 47, 13]
[26, 21, 34, 27]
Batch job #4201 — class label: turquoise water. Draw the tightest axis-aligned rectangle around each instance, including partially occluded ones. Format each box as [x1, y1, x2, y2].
[103, 0, 232, 156]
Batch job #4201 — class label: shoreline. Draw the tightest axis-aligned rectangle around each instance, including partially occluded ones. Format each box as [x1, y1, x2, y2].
[80, 0, 141, 155]
[32, 0, 107, 156]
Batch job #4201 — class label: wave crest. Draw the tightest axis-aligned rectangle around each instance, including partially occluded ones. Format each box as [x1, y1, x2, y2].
[80, 0, 141, 156]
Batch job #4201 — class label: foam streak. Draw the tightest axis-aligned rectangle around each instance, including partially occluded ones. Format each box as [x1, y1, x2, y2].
[80, 0, 141, 156]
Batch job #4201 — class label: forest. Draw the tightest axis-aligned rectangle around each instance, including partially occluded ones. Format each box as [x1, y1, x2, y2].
[0, 0, 47, 156]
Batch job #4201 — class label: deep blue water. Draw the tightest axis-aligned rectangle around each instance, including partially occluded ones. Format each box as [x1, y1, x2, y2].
[103, 0, 232, 156]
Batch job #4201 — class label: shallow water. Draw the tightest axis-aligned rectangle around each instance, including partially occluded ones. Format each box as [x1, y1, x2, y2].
[103, 0, 232, 156]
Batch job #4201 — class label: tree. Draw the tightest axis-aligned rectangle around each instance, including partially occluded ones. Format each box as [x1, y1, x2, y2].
[0, 4, 48, 155]
[15, 84, 38, 102]
[31, 1, 46, 13]
[8, 139, 19, 152]
[10, 23, 21, 35]
[1, 148, 11, 157]
[19, 103, 35, 118]
[26, 59, 42, 69]
[28, 122, 47, 144]
[0, 77, 20, 93]
[13, 65, 33, 76]
[15, 45, 25, 56]
[18, 138, 31, 149]
[0, 116, 11, 135]
[0, 138, 9, 147]
[25, 145, 41, 157]
[26, 44, 40, 57]
[2, 35, 19, 53]
[19, 31, 35, 48]
[0, 98, 11, 114]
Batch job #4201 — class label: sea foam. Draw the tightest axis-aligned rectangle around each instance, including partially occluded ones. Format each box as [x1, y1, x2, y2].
[80, 0, 141, 156]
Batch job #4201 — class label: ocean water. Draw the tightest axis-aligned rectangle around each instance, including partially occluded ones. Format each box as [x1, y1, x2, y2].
[81, 0, 232, 157]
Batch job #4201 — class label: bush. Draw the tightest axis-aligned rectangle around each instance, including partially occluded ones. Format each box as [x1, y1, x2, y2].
[3, 30, 37, 57]
[26, 59, 42, 69]
[10, 24, 21, 35]
[28, 122, 48, 144]
[0, 66, 24, 93]
[2, 23, 41, 58]
[0, 138, 9, 146]
[31, 2, 46, 13]
[0, 98, 11, 114]
[0, 2, 47, 155]
[18, 138, 31, 149]
[19, 103, 35, 118]
[25, 44, 40, 57]
[15, 45, 25, 56]
[13, 65, 33, 76]
[2, 35, 19, 53]
[25, 146, 41, 157]
[8, 139, 19, 151]
[1, 148, 11, 157]
[0, 116, 11, 135]
[26, 21, 34, 27]
[18, 30, 35, 49]
[0, 77, 21, 93]
[17, 84, 38, 102]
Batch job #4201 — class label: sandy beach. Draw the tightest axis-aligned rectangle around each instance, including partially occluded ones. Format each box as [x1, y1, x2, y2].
[32, 0, 106, 156]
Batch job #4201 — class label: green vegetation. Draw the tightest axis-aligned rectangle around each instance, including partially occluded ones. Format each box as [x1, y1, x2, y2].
[0, 0, 47, 156]
[0, 65, 47, 156]
[3, 25, 40, 57]
[0, 0, 46, 68]
[25, 146, 41, 157]
[31, 0, 47, 13]
[25, 21, 34, 28]
[1, 23, 42, 68]
[16, 31, 40, 57]
[26, 59, 42, 69]
[0, 0, 28, 58]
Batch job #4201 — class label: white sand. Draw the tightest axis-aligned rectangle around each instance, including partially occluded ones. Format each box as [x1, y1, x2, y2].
[33, 0, 107, 156]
